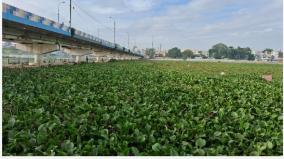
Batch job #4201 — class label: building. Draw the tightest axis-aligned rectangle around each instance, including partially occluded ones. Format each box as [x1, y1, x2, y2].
[155, 49, 167, 57]
[181, 49, 209, 58]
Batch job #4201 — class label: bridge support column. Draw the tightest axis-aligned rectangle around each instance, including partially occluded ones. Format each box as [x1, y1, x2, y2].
[61, 47, 95, 64]
[94, 57, 98, 62]
[95, 57, 102, 62]
[34, 54, 40, 64]
[75, 56, 80, 63]
[15, 43, 59, 65]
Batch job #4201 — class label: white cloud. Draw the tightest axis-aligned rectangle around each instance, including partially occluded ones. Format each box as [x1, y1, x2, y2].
[125, 0, 282, 50]
[123, 0, 157, 12]
[2, 0, 283, 51]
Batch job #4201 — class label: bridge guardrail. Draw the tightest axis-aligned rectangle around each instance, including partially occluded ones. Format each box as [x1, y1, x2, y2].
[3, 3, 71, 36]
[3, 3, 144, 57]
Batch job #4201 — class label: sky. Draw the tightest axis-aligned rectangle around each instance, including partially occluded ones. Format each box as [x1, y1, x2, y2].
[3, 0, 283, 51]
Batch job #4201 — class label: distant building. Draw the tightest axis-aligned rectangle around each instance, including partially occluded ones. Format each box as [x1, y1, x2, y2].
[272, 51, 279, 59]
[181, 48, 208, 58]
[255, 51, 263, 61]
[251, 49, 256, 55]
[155, 49, 167, 57]
[255, 50, 283, 61]
[200, 50, 209, 57]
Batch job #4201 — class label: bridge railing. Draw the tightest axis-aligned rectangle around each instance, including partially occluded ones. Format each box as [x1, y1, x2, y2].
[2, 3, 71, 35]
[73, 28, 117, 49]
[3, 3, 144, 57]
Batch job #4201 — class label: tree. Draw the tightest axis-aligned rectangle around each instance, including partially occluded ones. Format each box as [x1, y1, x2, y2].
[271, 55, 275, 61]
[209, 43, 255, 60]
[167, 47, 182, 58]
[145, 48, 155, 59]
[208, 43, 228, 59]
[278, 51, 283, 58]
[248, 54, 255, 61]
[182, 49, 194, 59]
[235, 47, 251, 60]
[227, 46, 235, 59]
[263, 48, 273, 54]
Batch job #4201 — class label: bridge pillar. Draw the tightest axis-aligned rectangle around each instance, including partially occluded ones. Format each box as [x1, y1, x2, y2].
[34, 54, 40, 64]
[15, 43, 59, 54]
[15, 43, 59, 65]
[75, 56, 80, 63]
[61, 48, 95, 63]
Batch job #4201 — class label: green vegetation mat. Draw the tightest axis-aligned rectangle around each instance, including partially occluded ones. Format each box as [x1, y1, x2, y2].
[3, 61, 283, 155]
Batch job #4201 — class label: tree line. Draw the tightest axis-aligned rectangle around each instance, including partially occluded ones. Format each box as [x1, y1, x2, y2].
[145, 43, 281, 61]
[208, 43, 255, 60]
[145, 47, 204, 59]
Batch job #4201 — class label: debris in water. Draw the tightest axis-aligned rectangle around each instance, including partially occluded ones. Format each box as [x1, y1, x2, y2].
[262, 74, 272, 82]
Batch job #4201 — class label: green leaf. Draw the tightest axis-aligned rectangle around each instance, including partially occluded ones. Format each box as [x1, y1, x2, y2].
[62, 140, 75, 154]
[235, 133, 244, 140]
[267, 141, 273, 149]
[260, 144, 267, 151]
[250, 151, 260, 156]
[103, 114, 110, 120]
[152, 143, 161, 152]
[37, 131, 48, 144]
[214, 131, 221, 137]
[195, 138, 206, 148]
[182, 141, 189, 146]
[194, 149, 205, 155]
[170, 135, 176, 141]
[131, 147, 140, 156]
[137, 135, 146, 143]
[231, 112, 238, 118]
[38, 124, 47, 132]
[48, 122, 57, 132]
[170, 149, 179, 155]
[35, 108, 44, 114]
[8, 116, 16, 128]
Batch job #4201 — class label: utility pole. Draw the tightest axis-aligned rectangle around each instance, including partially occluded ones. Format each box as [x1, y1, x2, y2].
[58, 6, 59, 23]
[114, 20, 116, 44]
[109, 17, 116, 44]
[151, 35, 154, 49]
[57, 1, 65, 23]
[69, 0, 72, 28]
[127, 32, 130, 49]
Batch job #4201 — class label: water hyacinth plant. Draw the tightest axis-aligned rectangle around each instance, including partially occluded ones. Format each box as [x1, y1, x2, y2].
[2, 61, 283, 156]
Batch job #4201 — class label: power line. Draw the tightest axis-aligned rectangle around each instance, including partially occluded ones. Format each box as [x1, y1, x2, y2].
[71, 0, 138, 49]
[73, 7, 96, 35]
[73, 1, 133, 42]
[72, 0, 113, 31]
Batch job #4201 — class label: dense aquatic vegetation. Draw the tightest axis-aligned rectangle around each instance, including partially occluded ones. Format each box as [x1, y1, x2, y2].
[3, 61, 283, 155]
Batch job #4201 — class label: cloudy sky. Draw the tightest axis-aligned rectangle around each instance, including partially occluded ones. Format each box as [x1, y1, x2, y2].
[3, 0, 283, 51]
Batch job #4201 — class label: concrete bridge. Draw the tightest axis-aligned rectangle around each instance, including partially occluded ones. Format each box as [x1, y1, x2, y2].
[2, 3, 144, 65]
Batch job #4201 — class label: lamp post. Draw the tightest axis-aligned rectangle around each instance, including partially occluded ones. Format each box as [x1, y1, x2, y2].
[69, 0, 72, 28]
[57, 1, 66, 23]
[109, 16, 116, 44]
[127, 32, 130, 49]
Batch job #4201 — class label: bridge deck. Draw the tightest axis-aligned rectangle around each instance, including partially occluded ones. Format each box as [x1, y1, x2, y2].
[2, 3, 144, 57]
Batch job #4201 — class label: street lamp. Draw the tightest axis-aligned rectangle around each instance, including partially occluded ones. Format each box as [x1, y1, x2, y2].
[127, 32, 130, 49]
[109, 16, 116, 44]
[57, 1, 66, 23]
